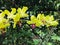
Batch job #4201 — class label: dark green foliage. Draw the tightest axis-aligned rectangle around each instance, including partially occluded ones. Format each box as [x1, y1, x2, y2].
[0, 0, 60, 11]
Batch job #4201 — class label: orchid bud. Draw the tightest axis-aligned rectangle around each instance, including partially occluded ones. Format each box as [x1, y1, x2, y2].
[30, 24, 36, 29]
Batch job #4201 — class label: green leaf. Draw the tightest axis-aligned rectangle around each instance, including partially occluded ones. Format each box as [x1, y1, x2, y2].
[51, 35, 60, 41]
[56, 36, 60, 41]
[33, 39, 40, 45]
[47, 42, 52, 45]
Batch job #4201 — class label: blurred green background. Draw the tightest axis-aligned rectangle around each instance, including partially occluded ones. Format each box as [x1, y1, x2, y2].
[0, 0, 60, 10]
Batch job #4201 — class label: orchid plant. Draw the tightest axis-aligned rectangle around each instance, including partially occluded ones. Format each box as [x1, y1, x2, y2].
[0, 6, 59, 45]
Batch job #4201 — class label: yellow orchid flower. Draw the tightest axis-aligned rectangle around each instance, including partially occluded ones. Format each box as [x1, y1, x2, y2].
[7, 8, 16, 19]
[4, 10, 10, 15]
[50, 21, 58, 26]
[1, 8, 16, 19]
[27, 15, 42, 27]
[17, 6, 28, 18]
[46, 20, 58, 27]
[0, 18, 10, 29]
[37, 14, 45, 20]
[45, 15, 58, 27]
[0, 9, 14, 19]
[45, 15, 54, 21]
[0, 10, 11, 21]
[37, 13, 58, 27]
[11, 8, 16, 14]
[12, 13, 21, 28]
[27, 15, 37, 24]
[0, 22, 10, 29]
[0, 12, 5, 18]
[0, 10, 10, 18]
[7, 7, 28, 19]
[37, 14, 46, 26]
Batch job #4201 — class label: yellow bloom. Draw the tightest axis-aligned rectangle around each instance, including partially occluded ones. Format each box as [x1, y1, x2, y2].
[51, 21, 58, 26]
[0, 7, 58, 29]
[37, 13, 58, 27]
[45, 15, 54, 21]
[0, 18, 10, 29]
[27, 15, 42, 27]
[0, 9, 14, 19]
[45, 15, 58, 27]
[27, 15, 37, 24]
[7, 8, 16, 19]
[46, 21, 58, 27]
[11, 8, 16, 14]
[37, 14, 45, 20]
[0, 10, 10, 18]
[4, 10, 10, 15]
[12, 13, 21, 28]
[0, 12, 5, 18]
[17, 6, 28, 18]
[37, 14, 46, 26]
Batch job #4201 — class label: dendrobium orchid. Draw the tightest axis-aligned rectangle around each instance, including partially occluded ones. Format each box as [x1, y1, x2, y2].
[0, 17, 10, 29]
[17, 6, 28, 18]
[4, 7, 28, 28]
[27, 13, 58, 28]
[37, 14, 46, 26]
[27, 15, 43, 27]
[0, 6, 58, 30]
[37, 14, 58, 27]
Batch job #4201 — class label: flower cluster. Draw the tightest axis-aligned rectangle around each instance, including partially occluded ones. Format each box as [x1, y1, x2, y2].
[0, 6, 28, 29]
[0, 6, 58, 30]
[27, 14, 58, 27]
